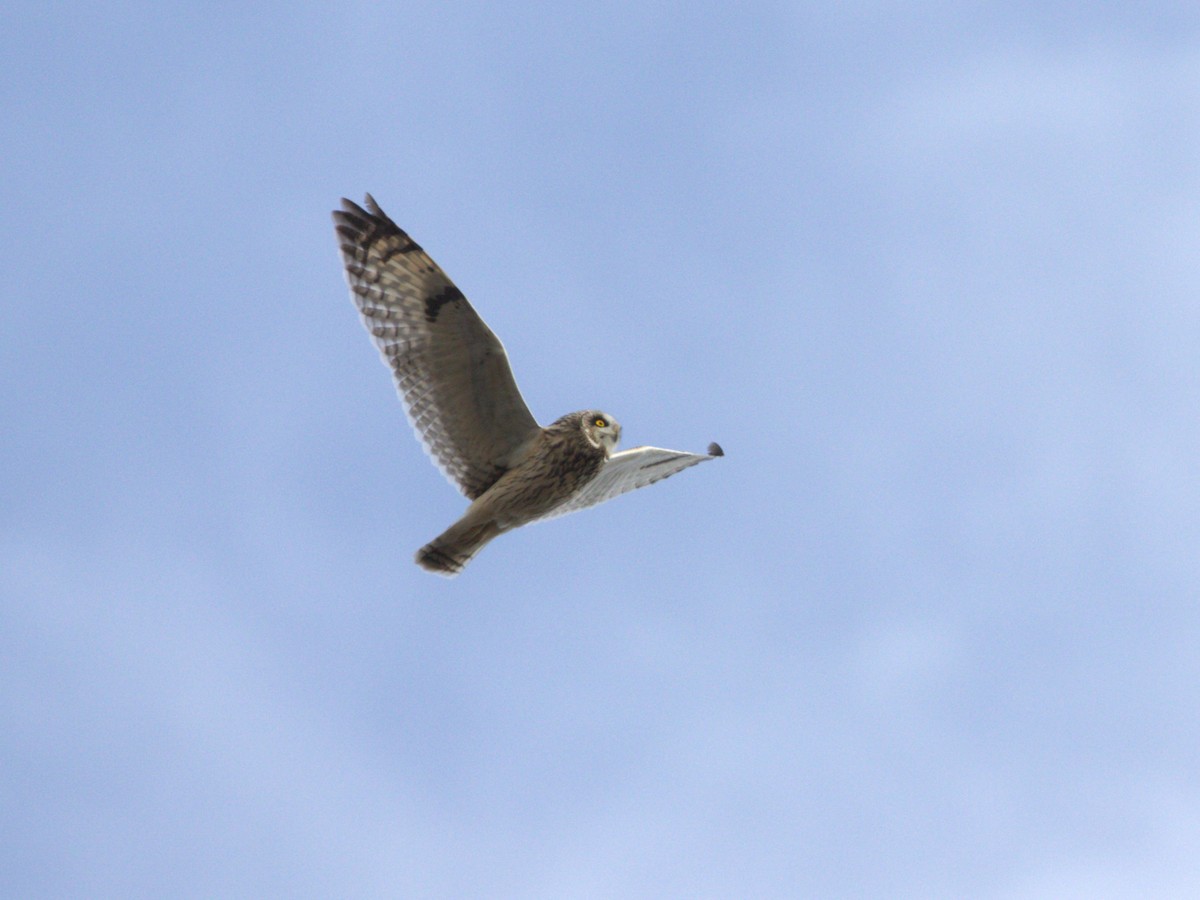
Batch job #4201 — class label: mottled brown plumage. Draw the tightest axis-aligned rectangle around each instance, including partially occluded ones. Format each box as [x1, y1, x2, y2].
[332, 195, 722, 576]
[416, 411, 610, 573]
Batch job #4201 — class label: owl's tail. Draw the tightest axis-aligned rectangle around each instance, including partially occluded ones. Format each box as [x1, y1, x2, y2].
[415, 518, 501, 576]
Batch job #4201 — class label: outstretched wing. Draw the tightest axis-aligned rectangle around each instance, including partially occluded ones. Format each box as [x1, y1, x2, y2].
[333, 195, 541, 500]
[545, 442, 724, 519]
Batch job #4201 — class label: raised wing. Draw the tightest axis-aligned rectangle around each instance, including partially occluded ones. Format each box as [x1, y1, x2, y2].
[546, 442, 724, 519]
[333, 195, 541, 499]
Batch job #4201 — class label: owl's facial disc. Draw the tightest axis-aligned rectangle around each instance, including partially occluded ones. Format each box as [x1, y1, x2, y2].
[588, 411, 621, 453]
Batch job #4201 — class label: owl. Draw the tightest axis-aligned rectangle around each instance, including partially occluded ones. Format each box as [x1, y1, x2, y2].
[333, 195, 722, 575]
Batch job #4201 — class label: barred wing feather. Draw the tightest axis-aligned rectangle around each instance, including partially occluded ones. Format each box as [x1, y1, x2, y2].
[547, 443, 723, 520]
[333, 196, 541, 500]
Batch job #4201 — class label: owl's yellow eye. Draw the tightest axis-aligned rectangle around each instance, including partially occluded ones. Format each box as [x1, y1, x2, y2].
[594, 417, 606, 427]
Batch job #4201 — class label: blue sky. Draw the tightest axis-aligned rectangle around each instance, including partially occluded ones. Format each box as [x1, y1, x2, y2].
[3, 2, 1200, 896]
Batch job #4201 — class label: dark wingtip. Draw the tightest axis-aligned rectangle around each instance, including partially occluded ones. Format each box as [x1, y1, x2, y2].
[332, 197, 359, 224]
[333, 194, 386, 221]
[707, 442, 724, 457]
[364, 192, 385, 216]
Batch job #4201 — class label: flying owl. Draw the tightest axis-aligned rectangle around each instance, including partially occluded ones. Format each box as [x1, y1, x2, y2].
[332, 195, 723, 576]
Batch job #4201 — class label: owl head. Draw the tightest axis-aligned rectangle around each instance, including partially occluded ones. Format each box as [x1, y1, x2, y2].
[581, 411, 621, 455]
